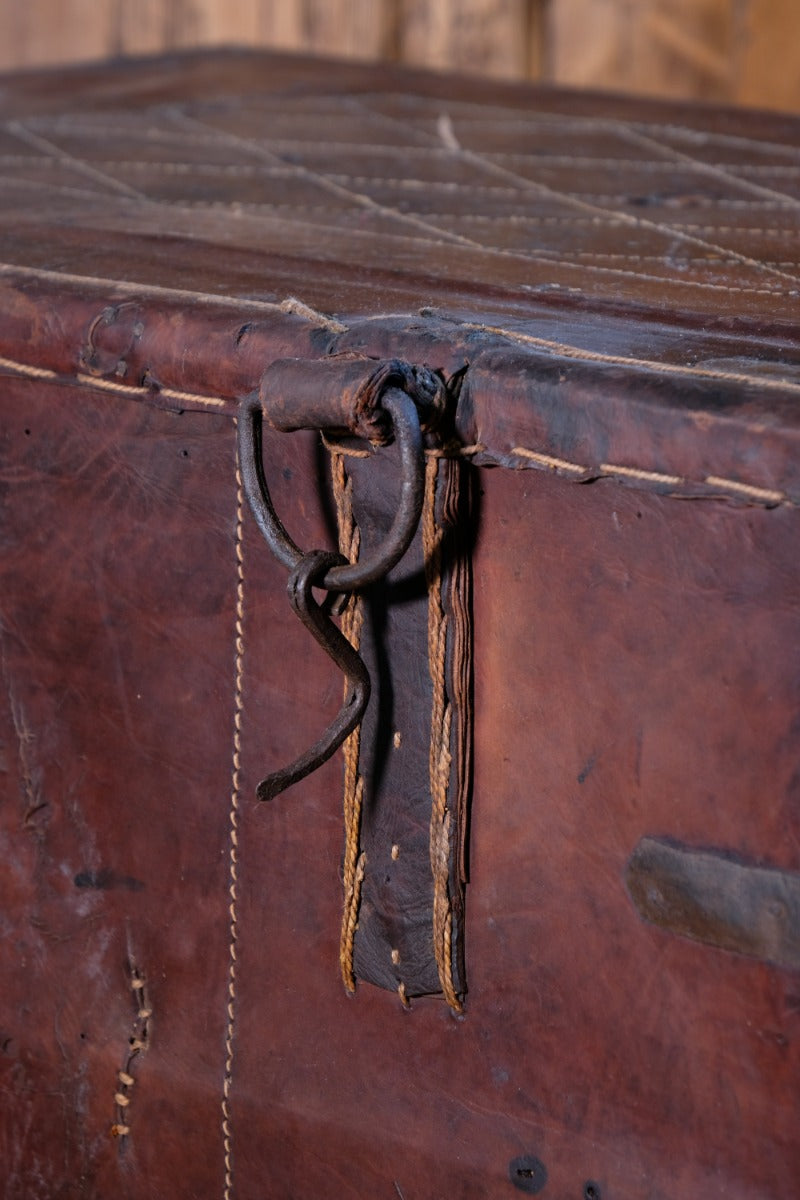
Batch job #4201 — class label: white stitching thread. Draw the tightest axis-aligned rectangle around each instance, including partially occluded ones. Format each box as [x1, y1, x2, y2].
[221, 439, 246, 1200]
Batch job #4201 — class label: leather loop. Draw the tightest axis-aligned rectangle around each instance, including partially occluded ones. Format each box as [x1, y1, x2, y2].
[239, 374, 426, 592]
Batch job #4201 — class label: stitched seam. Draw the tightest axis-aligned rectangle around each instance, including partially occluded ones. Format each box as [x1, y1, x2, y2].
[0, 202, 796, 297]
[0, 261, 345, 320]
[170, 111, 482, 254]
[6, 120, 150, 201]
[511, 446, 791, 505]
[332, 452, 366, 994]
[609, 120, 800, 214]
[221, 444, 245, 1200]
[599, 462, 683, 485]
[75, 372, 227, 408]
[423, 455, 462, 1013]
[5, 177, 792, 293]
[17, 152, 800, 188]
[704, 474, 785, 503]
[20, 98, 800, 158]
[348, 91, 800, 159]
[0, 352, 228, 407]
[463, 324, 800, 394]
[440, 129, 800, 290]
[676, 224, 799, 234]
[0, 355, 794, 506]
[110, 965, 151, 1142]
[8, 104, 778, 155]
[338, 97, 800, 289]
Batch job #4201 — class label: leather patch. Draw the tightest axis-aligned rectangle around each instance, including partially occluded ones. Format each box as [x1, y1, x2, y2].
[334, 442, 472, 1007]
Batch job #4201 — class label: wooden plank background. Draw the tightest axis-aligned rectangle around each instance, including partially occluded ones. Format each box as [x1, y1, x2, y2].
[0, 0, 799, 111]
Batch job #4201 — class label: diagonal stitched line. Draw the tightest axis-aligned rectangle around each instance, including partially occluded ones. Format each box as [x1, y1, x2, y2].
[152, 108, 799, 297]
[608, 121, 800, 213]
[632, 119, 800, 162]
[0, 162, 793, 296]
[444, 137, 800, 288]
[352, 97, 800, 290]
[14, 127, 800, 179]
[0, 199, 791, 297]
[5, 121, 150, 201]
[351, 90, 800, 161]
[348, 91, 800, 217]
[8, 103, 798, 292]
[167, 109, 491, 254]
[346, 96, 800, 288]
[107, 202, 788, 296]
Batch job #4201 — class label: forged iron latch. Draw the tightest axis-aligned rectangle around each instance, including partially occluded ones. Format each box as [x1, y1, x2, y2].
[238, 355, 448, 802]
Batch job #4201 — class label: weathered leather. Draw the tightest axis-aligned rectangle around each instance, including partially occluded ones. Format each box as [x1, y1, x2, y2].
[2, 48, 800, 1200]
[259, 354, 447, 443]
[344, 444, 470, 1000]
[244, 352, 467, 1000]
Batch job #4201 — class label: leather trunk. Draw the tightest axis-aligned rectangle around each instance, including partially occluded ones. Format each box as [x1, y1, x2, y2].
[1, 49, 799, 1200]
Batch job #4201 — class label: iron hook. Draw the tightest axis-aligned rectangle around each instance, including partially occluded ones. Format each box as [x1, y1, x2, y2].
[255, 550, 371, 801]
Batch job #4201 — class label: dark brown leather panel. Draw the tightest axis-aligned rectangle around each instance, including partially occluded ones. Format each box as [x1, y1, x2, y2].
[3, 379, 800, 1198]
[0, 269, 339, 413]
[466, 468, 800, 1198]
[0, 378, 237, 1197]
[3, 269, 799, 512]
[1, 49, 800, 371]
[343, 446, 469, 1000]
[459, 347, 800, 502]
[2, 47, 800, 1200]
[226, 464, 800, 1198]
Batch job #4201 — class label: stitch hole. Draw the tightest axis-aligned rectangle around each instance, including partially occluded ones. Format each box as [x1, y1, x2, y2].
[180, 448, 189, 458]
[509, 1155, 548, 1193]
[584, 1184, 602, 1200]
[23, 428, 31, 436]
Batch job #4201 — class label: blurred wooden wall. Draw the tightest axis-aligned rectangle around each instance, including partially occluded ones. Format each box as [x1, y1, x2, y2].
[2, 0, 799, 111]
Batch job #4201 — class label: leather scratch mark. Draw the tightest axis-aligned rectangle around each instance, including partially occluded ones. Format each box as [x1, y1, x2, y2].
[0, 623, 47, 834]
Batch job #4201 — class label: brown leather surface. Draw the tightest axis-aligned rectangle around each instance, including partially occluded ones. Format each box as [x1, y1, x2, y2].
[1, 51, 800, 508]
[0, 48, 799, 332]
[1, 47, 800, 432]
[4, 379, 798, 1197]
[0, 379, 238, 1196]
[2, 48, 800, 1200]
[2, 269, 799, 513]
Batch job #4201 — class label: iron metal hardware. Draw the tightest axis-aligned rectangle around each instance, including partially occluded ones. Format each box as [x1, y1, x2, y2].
[255, 549, 371, 802]
[238, 386, 424, 592]
[239, 357, 443, 800]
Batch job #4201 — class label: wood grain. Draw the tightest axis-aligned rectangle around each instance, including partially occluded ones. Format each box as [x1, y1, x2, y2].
[0, 0, 116, 69]
[736, 0, 800, 111]
[114, 0, 171, 56]
[401, 0, 536, 78]
[259, 0, 394, 58]
[546, 0, 735, 102]
[0, 0, 797, 112]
